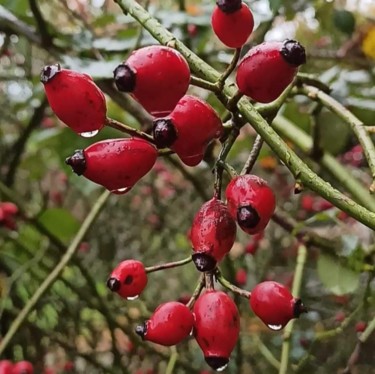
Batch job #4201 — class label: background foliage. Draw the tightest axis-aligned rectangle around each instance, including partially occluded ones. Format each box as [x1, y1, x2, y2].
[0, 0, 375, 373]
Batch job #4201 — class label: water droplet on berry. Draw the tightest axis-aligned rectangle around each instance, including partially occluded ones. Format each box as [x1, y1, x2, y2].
[216, 364, 228, 372]
[111, 187, 132, 194]
[127, 295, 139, 301]
[79, 130, 99, 138]
[267, 324, 283, 331]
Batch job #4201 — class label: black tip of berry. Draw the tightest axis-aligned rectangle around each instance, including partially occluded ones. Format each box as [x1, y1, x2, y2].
[216, 0, 242, 13]
[192, 253, 217, 272]
[135, 323, 147, 340]
[107, 277, 121, 292]
[293, 298, 308, 318]
[65, 149, 86, 176]
[152, 119, 178, 148]
[205, 356, 229, 371]
[280, 39, 306, 67]
[113, 63, 136, 92]
[237, 205, 260, 229]
[40, 63, 61, 83]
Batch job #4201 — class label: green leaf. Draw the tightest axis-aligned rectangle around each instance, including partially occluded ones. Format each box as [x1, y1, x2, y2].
[333, 9, 356, 36]
[317, 254, 360, 295]
[38, 208, 80, 242]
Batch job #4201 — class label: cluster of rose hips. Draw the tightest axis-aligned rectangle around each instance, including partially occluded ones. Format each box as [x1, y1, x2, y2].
[0, 360, 33, 374]
[39, 0, 308, 370]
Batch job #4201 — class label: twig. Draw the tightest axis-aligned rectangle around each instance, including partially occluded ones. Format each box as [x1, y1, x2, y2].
[190, 76, 219, 92]
[241, 134, 264, 175]
[0, 189, 111, 355]
[294, 303, 363, 373]
[309, 103, 323, 160]
[216, 47, 241, 90]
[272, 116, 375, 221]
[145, 256, 192, 273]
[4, 97, 48, 186]
[165, 346, 178, 374]
[279, 244, 307, 374]
[105, 117, 155, 142]
[28, 0, 53, 48]
[299, 84, 375, 193]
[342, 314, 375, 373]
[186, 274, 205, 309]
[215, 269, 251, 299]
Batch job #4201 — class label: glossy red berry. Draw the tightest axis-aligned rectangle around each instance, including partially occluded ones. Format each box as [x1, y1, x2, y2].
[193, 291, 240, 371]
[211, 0, 254, 48]
[190, 197, 237, 271]
[225, 175, 276, 235]
[250, 281, 306, 330]
[0, 360, 13, 374]
[236, 39, 306, 103]
[40, 64, 106, 136]
[107, 260, 148, 300]
[12, 361, 34, 374]
[152, 95, 223, 166]
[334, 311, 345, 323]
[65, 137, 157, 193]
[114, 46, 190, 117]
[136, 301, 194, 346]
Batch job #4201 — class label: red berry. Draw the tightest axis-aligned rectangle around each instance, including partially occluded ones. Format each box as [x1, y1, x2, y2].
[193, 291, 240, 371]
[63, 361, 74, 371]
[65, 138, 157, 193]
[300, 195, 314, 212]
[355, 321, 367, 333]
[114, 46, 190, 117]
[236, 40, 306, 103]
[250, 281, 306, 330]
[12, 361, 34, 374]
[0, 360, 13, 374]
[135, 301, 194, 346]
[190, 197, 237, 271]
[0, 202, 18, 231]
[225, 175, 276, 235]
[107, 260, 148, 300]
[40, 64, 106, 136]
[235, 268, 247, 286]
[211, 1, 254, 48]
[334, 311, 345, 323]
[152, 95, 223, 166]
[0, 202, 18, 216]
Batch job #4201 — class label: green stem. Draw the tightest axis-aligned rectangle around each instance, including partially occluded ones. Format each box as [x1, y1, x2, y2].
[216, 47, 241, 90]
[241, 134, 264, 175]
[105, 117, 155, 143]
[145, 256, 192, 273]
[273, 115, 375, 213]
[279, 244, 307, 374]
[190, 76, 218, 92]
[0, 189, 111, 355]
[186, 274, 205, 309]
[165, 346, 178, 374]
[112, 0, 375, 230]
[299, 85, 375, 192]
[215, 270, 251, 299]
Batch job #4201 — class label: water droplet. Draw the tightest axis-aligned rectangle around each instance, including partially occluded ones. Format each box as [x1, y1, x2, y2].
[111, 187, 131, 195]
[126, 295, 139, 301]
[79, 130, 99, 138]
[267, 324, 283, 331]
[216, 364, 228, 372]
